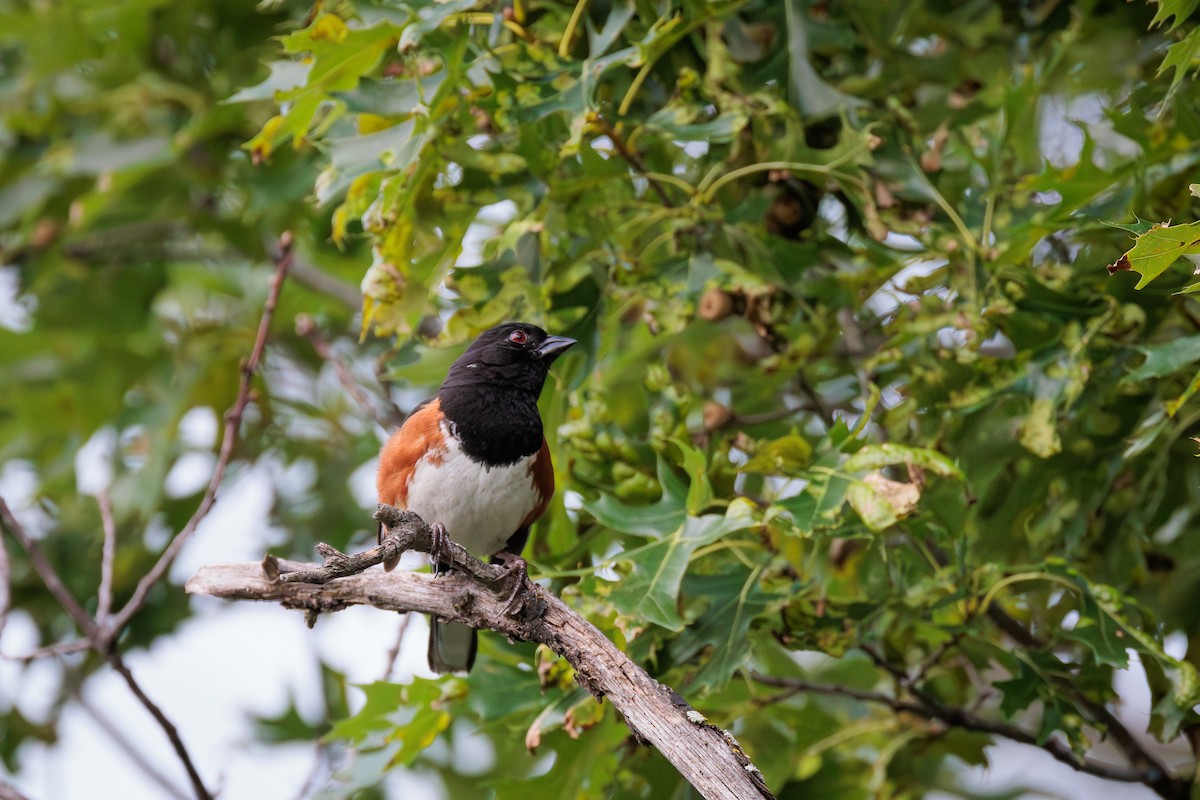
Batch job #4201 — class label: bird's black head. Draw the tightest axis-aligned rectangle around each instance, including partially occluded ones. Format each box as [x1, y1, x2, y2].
[441, 322, 576, 393]
[438, 322, 577, 464]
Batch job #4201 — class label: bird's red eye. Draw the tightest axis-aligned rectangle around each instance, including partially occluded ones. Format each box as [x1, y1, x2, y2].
[508, 330, 528, 344]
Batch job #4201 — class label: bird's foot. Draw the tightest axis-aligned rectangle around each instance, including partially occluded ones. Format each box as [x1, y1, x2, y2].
[429, 522, 452, 571]
[492, 551, 529, 615]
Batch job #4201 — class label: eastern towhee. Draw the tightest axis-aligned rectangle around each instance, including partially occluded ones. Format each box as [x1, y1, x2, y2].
[376, 322, 576, 673]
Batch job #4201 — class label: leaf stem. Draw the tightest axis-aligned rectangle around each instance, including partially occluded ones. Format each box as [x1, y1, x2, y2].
[907, 154, 979, 252]
[559, 0, 591, 58]
[696, 149, 867, 204]
[977, 571, 1079, 617]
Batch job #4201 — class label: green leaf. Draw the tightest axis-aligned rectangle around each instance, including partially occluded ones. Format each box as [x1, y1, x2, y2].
[334, 74, 446, 116]
[325, 681, 407, 743]
[777, 471, 852, 532]
[995, 660, 1044, 719]
[673, 439, 713, 514]
[609, 503, 757, 630]
[280, 16, 400, 92]
[398, 0, 480, 50]
[584, 458, 687, 537]
[842, 443, 961, 479]
[740, 434, 813, 475]
[327, 679, 458, 768]
[1149, 0, 1200, 31]
[676, 562, 775, 689]
[1107, 220, 1200, 289]
[1128, 334, 1200, 381]
[225, 60, 310, 103]
[1157, 26, 1200, 104]
[1019, 397, 1062, 458]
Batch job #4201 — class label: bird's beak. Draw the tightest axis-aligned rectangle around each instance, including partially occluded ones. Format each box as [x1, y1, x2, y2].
[536, 335, 577, 362]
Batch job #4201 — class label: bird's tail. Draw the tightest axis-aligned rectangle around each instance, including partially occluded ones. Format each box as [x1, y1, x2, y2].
[428, 616, 477, 673]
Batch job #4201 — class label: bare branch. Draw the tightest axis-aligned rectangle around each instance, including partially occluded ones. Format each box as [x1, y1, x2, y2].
[4, 639, 91, 662]
[76, 692, 191, 800]
[596, 116, 675, 207]
[295, 315, 400, 431]
[287, 255, 361, 309]
[0, 779, 32, 800]
[107, 650, 212, 800]
[380, 612, 413, 681]
[290, 743, 333, 800]
[96, 489, 117, 623]
[0, 521, 10, 647]
[747, 671, 1189, 800]
[0, 497, 214, 800]
[0, 498, 100, 640]
[108, 232, 293, 638]
[188, 507, 777, 800]
[372, 350, 408, 427]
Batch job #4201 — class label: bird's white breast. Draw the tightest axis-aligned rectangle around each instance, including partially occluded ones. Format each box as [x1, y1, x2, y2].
[403, 423, 540, 556]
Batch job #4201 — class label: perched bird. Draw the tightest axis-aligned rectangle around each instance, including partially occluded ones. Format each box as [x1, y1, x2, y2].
[376, 322, 576, 673]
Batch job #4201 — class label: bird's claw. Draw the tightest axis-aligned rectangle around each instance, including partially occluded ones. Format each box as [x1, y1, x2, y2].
[493, 551, 529, 615]
[429, 522, 452, 571]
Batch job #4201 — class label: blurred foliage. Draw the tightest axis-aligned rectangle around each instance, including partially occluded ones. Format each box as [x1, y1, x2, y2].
[4, 0, 1200, 798]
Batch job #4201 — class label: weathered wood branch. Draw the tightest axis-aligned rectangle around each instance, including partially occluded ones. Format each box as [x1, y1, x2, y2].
[186, 506, 776, 800]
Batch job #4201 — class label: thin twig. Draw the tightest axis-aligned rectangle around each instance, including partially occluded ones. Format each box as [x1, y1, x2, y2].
[107, 650, 211, 800]
[596, 117, 675, 207]
[76, 692, 191, 800]
[295, 315, 398, 431]
[0, 523, 9, 647]
[274, 508, 497, 587]
[290, 743, 332, 800]
[107, 232, 294, 638]
[373, 350, 408, 429]
[0, 498, 99, 639]
[380, 612, 414, 681]
[982, 578, 1183, 794]
[0, 498, 214, 800]
[795, 372, 835, 428]
[96, 489, 117, 623]
[747, 672, 1167, 789]
[4, 639, 91, 662]
[0, 780, 32, 800]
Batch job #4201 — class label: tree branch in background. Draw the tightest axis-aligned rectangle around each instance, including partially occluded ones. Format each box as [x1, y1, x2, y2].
[0, 779, 32, 800]
[746, 672, 1182, 793]
[0, 498, 213, 800]
[372, 350, 409, 428]
[0, 236, 298, 800]
[187, 506, 778, 800]
[76, 692, 191, 800]
[596, 116, 675, 207]
[906, 533, 1186, 798]
[981, 603, 1185, 798]
[95, 488, 117, 623]
[0, 520, 9, 647]
[379, 612, 413, 681]
[0, 499, 99, 639]
[6, 639, 90, 662]
[287, 253, 361, 310]
[295, 314, 401, 431]
[106, 231, 293, 640]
